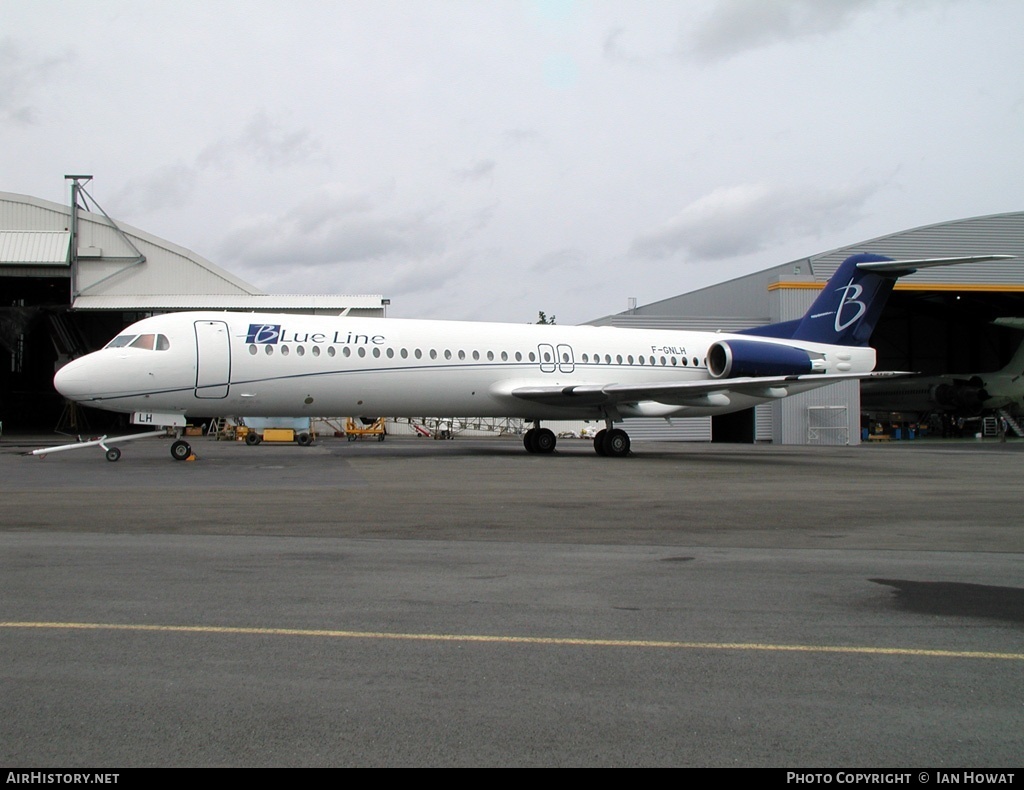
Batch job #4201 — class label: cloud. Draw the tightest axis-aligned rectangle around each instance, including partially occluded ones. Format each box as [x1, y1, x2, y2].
[197, 111, 325, 170]
[630, 181, 881, 261]
[453, 159, 496, 183]
[0, 37, 74, 125]
[109, 163, 199, 216]
[685, 0, 879, 62]
[218, 187, 445, 271]
[528, 247, 587, 275]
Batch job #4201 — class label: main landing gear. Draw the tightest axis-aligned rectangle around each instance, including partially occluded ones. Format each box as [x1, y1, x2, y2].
[593, 428, 630, 458]
[523, 426, 557, 454]
[521, 422, 631, 457]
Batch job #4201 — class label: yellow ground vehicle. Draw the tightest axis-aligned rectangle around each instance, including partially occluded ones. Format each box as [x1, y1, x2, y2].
[345, 417, 387, 442]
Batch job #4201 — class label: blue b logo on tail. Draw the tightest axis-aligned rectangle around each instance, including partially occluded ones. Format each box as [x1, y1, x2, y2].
[834, 279, 867, 333]
[741, 253, 897, 346]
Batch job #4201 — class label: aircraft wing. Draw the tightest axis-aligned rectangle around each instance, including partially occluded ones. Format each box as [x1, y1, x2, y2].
[510, 371, 909, 408]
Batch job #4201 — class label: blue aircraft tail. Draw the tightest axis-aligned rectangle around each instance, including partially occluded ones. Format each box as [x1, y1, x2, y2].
[740, 253, 897, 346]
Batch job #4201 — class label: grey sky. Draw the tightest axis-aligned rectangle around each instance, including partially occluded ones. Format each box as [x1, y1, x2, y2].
[2, 0, 1022, 323]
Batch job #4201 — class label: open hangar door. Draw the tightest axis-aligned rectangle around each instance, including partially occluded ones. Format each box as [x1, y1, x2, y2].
[0, 273, 129, 431]
[869, 289, 1024, 378]
[0, 274, 70, 430]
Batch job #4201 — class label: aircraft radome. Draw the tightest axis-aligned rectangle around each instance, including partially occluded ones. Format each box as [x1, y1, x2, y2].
[45, 253, 1012, 461]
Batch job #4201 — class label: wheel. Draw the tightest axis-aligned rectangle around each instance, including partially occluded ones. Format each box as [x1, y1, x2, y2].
[534, 428, 556, 454]
[297, 432, 313, 446]
[601, 428, 630, 458]
[593, 429, 607, 456]
[105, 447, 121, 462]
[523, 429, 537, 453]
[170, 440, 192, 461]
[245, 432, 260, 446]
[377, 433, 385, 442]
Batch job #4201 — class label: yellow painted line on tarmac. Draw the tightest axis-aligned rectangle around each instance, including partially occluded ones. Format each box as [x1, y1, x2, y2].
[1, 621, 1022, 661]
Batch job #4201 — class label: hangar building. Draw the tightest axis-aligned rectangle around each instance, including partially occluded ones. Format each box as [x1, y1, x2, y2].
[0, 180, 387, 429]
[591, 211, 1024, 445]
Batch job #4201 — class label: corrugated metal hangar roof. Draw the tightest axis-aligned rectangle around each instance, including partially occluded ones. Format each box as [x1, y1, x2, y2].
[0, 191, 387, 315]
[0, 230, 70, 266]
[72, 293, 388, 312]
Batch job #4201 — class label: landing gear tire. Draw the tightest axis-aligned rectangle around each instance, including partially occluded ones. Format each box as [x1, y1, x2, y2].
[170, 440, 192, 461]
[534, 428, 556, 453]
[105, 447, 121, 462]
[245, 432, 260, 446]
[593, 429, 607, 456]
[601, 428, 630, 458]
[524, 427, 556, 454]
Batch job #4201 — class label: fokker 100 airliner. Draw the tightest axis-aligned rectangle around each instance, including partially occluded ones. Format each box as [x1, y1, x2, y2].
[48, 253, 1011, 460]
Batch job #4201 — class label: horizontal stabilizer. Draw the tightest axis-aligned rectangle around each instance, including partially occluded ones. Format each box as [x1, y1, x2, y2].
[856, 254, 1013, 275]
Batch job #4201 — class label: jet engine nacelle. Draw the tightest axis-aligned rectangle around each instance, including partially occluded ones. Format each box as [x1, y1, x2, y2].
[931, 380, 989, 415]
[707, 339, 825, 379]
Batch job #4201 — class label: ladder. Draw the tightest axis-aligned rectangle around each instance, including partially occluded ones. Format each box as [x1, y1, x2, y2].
[996, 409, 1024, 438]
[207, 417, 236, 440]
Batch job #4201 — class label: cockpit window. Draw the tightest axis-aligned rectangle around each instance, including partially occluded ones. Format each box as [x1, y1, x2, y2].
[105, 333, 170, 350]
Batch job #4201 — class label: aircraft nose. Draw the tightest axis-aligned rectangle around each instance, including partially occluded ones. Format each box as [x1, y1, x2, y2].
[53, 356, 94, 401]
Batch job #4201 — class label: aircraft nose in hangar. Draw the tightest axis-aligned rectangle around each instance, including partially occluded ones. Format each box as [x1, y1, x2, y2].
[53, 357, 95, 401]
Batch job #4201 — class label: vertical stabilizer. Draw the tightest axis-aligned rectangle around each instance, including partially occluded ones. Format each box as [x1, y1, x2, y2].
[789, 253, 897, 346]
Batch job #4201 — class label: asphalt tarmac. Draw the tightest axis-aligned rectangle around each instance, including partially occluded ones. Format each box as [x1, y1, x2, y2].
[1, 433, 1021, 767]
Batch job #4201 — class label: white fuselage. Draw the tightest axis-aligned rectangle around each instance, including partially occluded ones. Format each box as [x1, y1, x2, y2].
[54, 311, 876, 422]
